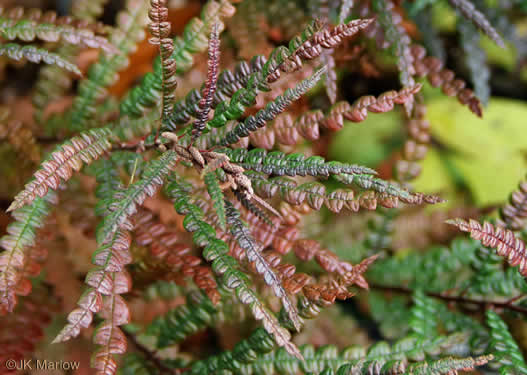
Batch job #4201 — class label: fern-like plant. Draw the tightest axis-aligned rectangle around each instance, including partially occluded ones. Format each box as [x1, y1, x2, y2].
[0, 0, 526, 374]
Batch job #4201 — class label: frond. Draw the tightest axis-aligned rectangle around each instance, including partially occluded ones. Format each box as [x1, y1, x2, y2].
[0, 7, 115, 53]
[467, 243, 527, 297]
[227, 333, 473, 375]
[148, 0, 177, 122]
[368, 233, 527, 301]
[383, 355, 492, 375]
[409, 290, 440, 337]
[0, 43, 81, 75]
[191, 254, 386, 375]
[4, 1, 525, 373]
[232, 189, 274, 226]
[323, 85, 422, 131]
[335, 170, 442, 205]
[51, 229, 132, 344]
[0, 193, 56, 314]
[367, 237, 478, 293]
[447, 0, 505, 47]
[119, 0, 236, 118]
[498, 175, 527, 231]
[246, 88, 418, 149]
[191, 23, 220, 142]
[395, 100, 430, 182]
[447, 218, 527, 278]
[166, 18, 373, 134]
[165, 176, 302, 359]
[90, 275, 131, 375]
[53, 153, 176, 371]
[190, 254, 378, 374]
[411, 7, 446, 62]
[486, 310, 527, 374]
[7, 128, 112, 212]
[458, 18, 490, 106]
[216, 148, 440, 208]
[97, 150, 178, 243]
[31, 0, 110, 122]
[248, 172, 371, 213]
[68, 0, 149, 131]
[147, 290, 220, 348]
[239, 86, 420, 151]
[168, 56, 267, 130]
[225, 201, 301, 330]
[372, 0, 415, 112]
[411, 44, 482, 117]
[267, 18, 374, 83]
[321, 51, 337, 104]
[191, 327, 277, 374]
[133, 208, 220, 303]
[204, 19, 372, 131]
[218, 148, 376, 178]
[217, 67, 326, 146]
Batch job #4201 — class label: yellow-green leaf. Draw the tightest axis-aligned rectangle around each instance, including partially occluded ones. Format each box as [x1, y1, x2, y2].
[447, 152, 525, 206]
[427, 97, 527, 159]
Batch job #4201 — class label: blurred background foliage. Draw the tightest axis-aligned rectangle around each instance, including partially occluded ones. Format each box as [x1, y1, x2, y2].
[330, 1, 527, 212]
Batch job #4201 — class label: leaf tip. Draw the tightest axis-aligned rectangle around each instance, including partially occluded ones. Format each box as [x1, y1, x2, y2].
[6, 201, 19, 213]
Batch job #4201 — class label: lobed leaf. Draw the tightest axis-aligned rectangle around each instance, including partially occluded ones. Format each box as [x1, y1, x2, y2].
[0, 43, 81, 75]
[8, 128, 112, 212]
[447, 218, 527, 279]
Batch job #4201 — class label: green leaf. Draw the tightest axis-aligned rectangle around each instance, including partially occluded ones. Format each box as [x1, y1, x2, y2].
[487, 310, 527, 375]
[426, 97, 527, 205]
[447, 152, 525, 206]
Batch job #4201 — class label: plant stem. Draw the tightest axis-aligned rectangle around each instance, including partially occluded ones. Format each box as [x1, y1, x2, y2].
[370, 284, 527, 315]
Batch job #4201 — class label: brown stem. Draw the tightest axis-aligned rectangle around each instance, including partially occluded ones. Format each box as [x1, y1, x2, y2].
[370, 284, 527, 315]
[505, 293, 527, 305]
[35, 135, 158, 152]
[123, 328, 180, 375]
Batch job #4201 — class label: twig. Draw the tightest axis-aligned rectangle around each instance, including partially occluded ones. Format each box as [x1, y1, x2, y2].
[370, 284, 527, 315]
[122, 328, 180, 375]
